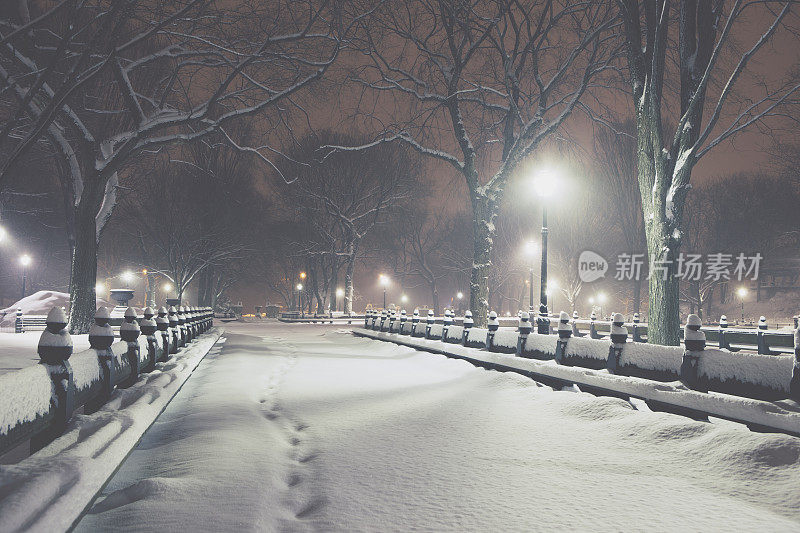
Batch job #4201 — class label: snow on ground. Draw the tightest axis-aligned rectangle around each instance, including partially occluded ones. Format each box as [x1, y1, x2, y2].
[0, 332, 90, 375]
[74, 322, 800, 532]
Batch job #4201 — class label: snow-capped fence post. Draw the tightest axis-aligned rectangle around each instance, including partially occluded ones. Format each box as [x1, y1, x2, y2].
[364, 310, 371, 329]
[462, 310, 474, 345]
[255, 305, 262, 318]
[411, 309, 421, 336]
[14, 308, 23, 333]
[177, 306, 188, 345]
[790, 327, 800, 400]
[157, 306, 172, 359]
[537, 308, 550, 335]
[442, 309, 453, 339]
[589, 310, 601, 339]
[185, 307, 195, 340]
[718, 315, 729, 350]
[140, 307, 158, 373]
[379, 309, 388, 331]
[426, 309, 435, 337]
[387, 310, 396, 332]
[168, 306, 180, 353]
[606, 313, 628, 374]
[86, 307, 116, 413]
[371, 310, 379, 329]
[119, 307, 141, 388]
[517, 311, 531, 356]
[399, 309, 408, 334]
[30, 307, 75, 453]
[680, 314, 706, 391]
[632, 313, 645, 342]
[486, 311, 499, 351]
[757, 316, 768, 354]
[555, 311, 572, 364]
[572, 311, 583, 337]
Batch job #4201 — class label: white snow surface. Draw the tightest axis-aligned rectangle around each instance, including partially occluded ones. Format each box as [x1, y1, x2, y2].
[700, 348, 792, 392]
[445, 325, 463, 341]
[523, 332, 558, 355]
[621, 342, 685, 372]
[427, 324, 444, 337]
[492, 328, 518, 349]
[566, 335, 611, 360]
[63, 323, 800, 532]
[466, 327, 487, 344]
[0, 330, 223, 533]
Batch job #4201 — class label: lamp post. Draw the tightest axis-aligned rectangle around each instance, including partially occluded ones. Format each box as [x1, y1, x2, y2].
[379, 274, 389, 309]
[19, 254, 31, 299]
[737, 287, 747, 324]
[335, 287, 344, 313]
[597, 292, 607, 319]
[533, 166, 559, 333]
[297, 283, 304, 318]
[456, 291, 463, 314]
[523, 241, 538, 312]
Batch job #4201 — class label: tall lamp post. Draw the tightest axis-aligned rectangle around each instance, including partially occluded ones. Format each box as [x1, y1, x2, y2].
[523, 241, 538, 312]
[297, 283, 304, 318]
[533, 167, 559, 333]
[737, 287, 747, 324]
[379, 274, 389, 309]
[335, 287, 344, 313]
[19, 254, 31, 299]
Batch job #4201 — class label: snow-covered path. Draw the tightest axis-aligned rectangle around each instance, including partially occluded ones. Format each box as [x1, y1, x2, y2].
[75, 322, 800, 532]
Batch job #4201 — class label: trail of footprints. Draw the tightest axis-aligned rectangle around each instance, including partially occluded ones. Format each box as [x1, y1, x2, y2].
[259, 338, 326, 529]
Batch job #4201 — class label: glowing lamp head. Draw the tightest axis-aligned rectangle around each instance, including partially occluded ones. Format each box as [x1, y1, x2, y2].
[523, 240, 538, 258]
[19, 254, 31, 267]
[532, 165, 561, 198]
[163, 283, 172, 292]
[597, 292, 607, 304]
[336, 288, 344, 297]
[456, 292, 463, 300]
[299, 272, 307, 280]
[401, 294, 408, 303]
[121, 271, 134, 283]
[95, 283, 105, 294]
[588, 297, 595, 305]
[737, 287, 748, 298]
[379, 274, 389, 287]
[296, 283, 303, 291]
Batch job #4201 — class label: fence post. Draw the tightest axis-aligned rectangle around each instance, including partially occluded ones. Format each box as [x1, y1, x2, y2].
[572, 311, 582, 337]
[718, 315, 729, 350]
[426, 309, 435, 338]
[757, 316, 768, 354]
[589, 310, 600, 339]
[119, 306, 141, 387]
[791, 326, 800, 400]
[517, 311, 531, 356]
[177, 306, 188, 345]
[30, 307, 74, 453]
[486, 311, 499, 350]
[364, 310, 371, 328]
[14, 308, 23, 333]
[442, 309, 453, 339]
[379, 309, 388, 331]
[388, 309, 396, 331]
[632, 313, 644, 342]
[681, 314, 706, 391]
[462, 310, 473, 345]
[140, 306, 158, 372]
[411, 309, 421, 336]
[86, 307, 116, 413]
[168, 306, 180, 352]
[555, 311, 572, 364]
[157, 306, 172, 359]
[399, 309, 407, 333]
[606, 313, 628, 374]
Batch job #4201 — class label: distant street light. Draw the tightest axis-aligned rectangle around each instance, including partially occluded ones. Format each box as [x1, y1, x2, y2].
[95, 282, 105, 295]
[401, 294, 408, 303]
[596, 292, 607, 317]
[0, 226, 6, 242]
[163, 282, 173, 292]
[523, 240, 538, 312]
[297, 283, 304, 317]
[379, 274, 390, 309]
[335, 287, 344, 313]
[737, 287, 748, 323]
[532, 165, 560, 333]
[121, 270, 134, 284]
[19, 254, 31, 299]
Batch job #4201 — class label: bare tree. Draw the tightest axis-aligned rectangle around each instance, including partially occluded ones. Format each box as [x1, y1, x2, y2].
[340, 0, 618, 325]
[617, 0, 800, 344]
[0, 0, 351, 331]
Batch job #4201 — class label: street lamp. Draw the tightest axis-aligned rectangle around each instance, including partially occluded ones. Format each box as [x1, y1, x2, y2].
[19, 254, 31, 299]
[121, 270, 134, 285]
[335, 287, 344, 313]
[379, 274, 389, 309]
[95, 282, 105, 295]
[163, 282, 172, 292]
[401, 294, 408, 304]
[297, 283, 304, 318]
[523, 240, 538, 312]
[456, 291, 463, 314]
[533, 166, 559, 333]
[737, 287, 747, 324]
[597, 292, 607, 318]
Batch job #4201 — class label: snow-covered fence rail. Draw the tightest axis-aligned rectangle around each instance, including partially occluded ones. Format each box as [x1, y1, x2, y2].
[363, 310, 793, 355]
[0, 305, 213, 458]
[360, 309, 800, 406]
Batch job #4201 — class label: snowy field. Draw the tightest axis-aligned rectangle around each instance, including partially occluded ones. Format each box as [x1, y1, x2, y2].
[70, 322, 800, 532]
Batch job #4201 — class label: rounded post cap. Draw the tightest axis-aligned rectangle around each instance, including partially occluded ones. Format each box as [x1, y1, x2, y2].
[95, 306, 110, 320]
[590, 311, 597, 320]
[428, 309, 434, 316]
[686, 314, 702, 327]
[413, 309, 419, 316]
[612, 312, 624, 324]
[46, 306, 68, 328]
[519, 311, 530, 321]
[759, 316, 767, 323]
[124, 306, 137, 321]
[572, 311, 579, 318]
[143, 306, 155, 318]
[488, 311, 497, 319]
[559, 311, 570, 322]
[158, 306, 168, 315]
[465, 310, 472, 318]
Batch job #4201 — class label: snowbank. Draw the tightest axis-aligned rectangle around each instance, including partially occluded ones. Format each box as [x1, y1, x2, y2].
[465, 327, 487, 348]
[490, 328, 518, 353]
[444, 325, 463, 344]
[522, 333, 558, 359]
[427, 324, 443, 340]
[699, 349, 793, 400]
[0, 291, 111, 327]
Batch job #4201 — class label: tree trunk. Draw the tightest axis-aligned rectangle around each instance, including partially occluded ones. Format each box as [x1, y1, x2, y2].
[633, 278, 642, 315]
[469, 194, 494, 327]
[431, 281, 439, 316]
[344, 240, 358, 315]
[68, 205, 99, 334]
[644, 221, 681, 346]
